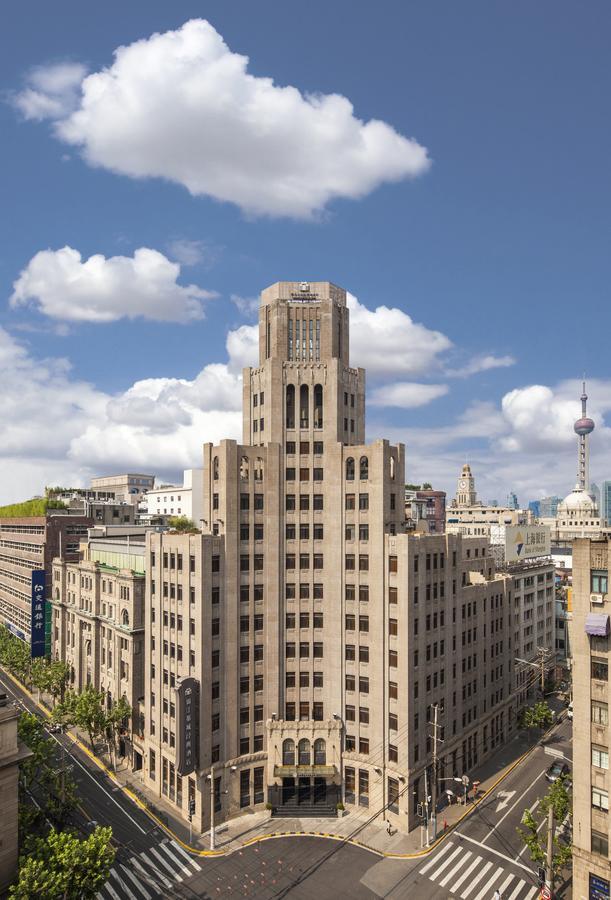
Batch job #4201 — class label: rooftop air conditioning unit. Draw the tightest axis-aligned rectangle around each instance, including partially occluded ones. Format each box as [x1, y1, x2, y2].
[591, 593, 604, 605]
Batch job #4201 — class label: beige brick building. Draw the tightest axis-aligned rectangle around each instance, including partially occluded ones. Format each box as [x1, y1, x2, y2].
[140, 281, 517, 834]
[572, 536, 611, 898]
[51, 530, 146, 765]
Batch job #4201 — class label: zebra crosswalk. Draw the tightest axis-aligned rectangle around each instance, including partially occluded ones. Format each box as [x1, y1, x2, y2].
[418, 841, 539, 900]
[96, 838, 201, 900]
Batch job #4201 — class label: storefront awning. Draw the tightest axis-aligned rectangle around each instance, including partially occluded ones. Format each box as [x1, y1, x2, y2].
[586, 613, 610, 637]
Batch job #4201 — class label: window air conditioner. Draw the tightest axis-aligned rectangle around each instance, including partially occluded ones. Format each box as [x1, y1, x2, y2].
[591, 593, 604, 605]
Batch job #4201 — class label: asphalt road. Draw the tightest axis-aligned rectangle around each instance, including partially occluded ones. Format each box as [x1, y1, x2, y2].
[5, 668, 572, 900]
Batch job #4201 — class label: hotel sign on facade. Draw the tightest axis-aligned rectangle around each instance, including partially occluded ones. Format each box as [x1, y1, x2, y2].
[176, 677, 199, 776]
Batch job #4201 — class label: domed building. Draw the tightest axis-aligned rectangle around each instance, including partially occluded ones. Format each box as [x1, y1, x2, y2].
[545, 383, 603, 542]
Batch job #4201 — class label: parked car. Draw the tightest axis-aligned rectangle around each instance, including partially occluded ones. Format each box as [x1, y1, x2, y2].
[545, 761, 571, 783]
[567, 702, 573, 719]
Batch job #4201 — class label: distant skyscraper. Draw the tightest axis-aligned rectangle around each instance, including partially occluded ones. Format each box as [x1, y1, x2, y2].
[528, 500, 541, 518]
[601, 480, 611, 526]
[591, 481, 601, 509]
[506, 491, 519, 510]
[539, 496, 561, 517]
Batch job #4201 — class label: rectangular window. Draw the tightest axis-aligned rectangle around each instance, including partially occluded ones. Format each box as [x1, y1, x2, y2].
[358, 769, 369, 806]
[299, 495, 310, 511]
[286, 494, 296, 511]
[593, 701, 609, 725]
[359, 555, 369, 572]
[593, 746, 609, 770]
[592, 787, 609, 811]
[359, 493, 369, 510]
[345, 767, 355, 804]
[346, 494, 355, 510]
[592, 658, 609, 681]
[389, 556, 398, 574]
[592, 830, 609, 856]
[313, 494, 324, 510]
[592, 570, 609, 594]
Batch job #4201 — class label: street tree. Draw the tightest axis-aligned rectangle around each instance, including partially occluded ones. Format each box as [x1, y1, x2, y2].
[32, 658, 71, 706]
[17, 712, 77, 832]
[10, 826, 115, 899]
[105, 694, 132, 765]
[53, 686, 107, 752]
[521, 701, 554, 732]
[517, 774, 572, 880]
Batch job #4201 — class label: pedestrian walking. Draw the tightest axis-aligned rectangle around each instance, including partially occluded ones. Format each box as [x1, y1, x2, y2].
[492, 890, 502, 900]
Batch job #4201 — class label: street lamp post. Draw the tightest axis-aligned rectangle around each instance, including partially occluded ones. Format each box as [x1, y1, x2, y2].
[207, 764, 215, 851]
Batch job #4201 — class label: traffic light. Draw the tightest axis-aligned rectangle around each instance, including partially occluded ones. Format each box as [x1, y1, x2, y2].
[537, 867, 546, 887]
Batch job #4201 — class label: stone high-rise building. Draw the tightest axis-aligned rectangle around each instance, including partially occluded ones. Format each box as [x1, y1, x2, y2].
[572, 536, 611, 897]
[142, 281, 516, 834]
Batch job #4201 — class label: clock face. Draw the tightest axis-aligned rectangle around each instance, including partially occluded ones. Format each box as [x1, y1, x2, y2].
[459, 479, 468, 489]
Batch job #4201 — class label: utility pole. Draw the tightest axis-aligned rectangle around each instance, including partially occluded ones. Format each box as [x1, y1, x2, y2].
[546, 803, 554, 893]
[423, 765, 430, 847]
[430, 704, 440, 839]
[209, 764, 215, 851]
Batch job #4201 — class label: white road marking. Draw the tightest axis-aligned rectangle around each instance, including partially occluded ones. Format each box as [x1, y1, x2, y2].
[472, 865, 503, 900]
[525, 887, 538, 900]
[498, 873, 516, 897]
[528, 799, 540, 813]
[460, 860, 492, 898]
[482, 770, 545, 845]
[119, 864, 152, 900]
[452, 855, 482, 893]
[167, 840, 200, 871]
[102, 880, 122, 900]
[439, 849, 472, 887]
[495, 790, 516, 812]
[418, 840, 454, 874]
[459, 833, 535, 874]
[132, 855, 172, 890]
[430, 846, 464, 881]
[157, 841, 193, 879]
[148, 845, 182, 881]
[110, 868, 137, 900]
[507, 878, 527, 900]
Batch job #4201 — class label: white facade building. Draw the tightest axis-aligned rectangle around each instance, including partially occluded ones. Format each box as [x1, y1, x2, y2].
[141, 469, 203, 524]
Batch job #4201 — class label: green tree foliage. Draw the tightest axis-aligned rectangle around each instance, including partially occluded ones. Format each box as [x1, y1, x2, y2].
[167, 515, 197, 532]
[10, 826, 114, 899]
[17, 712, 76, 831]
[31, 658, 71, 705]
[53, 687, 107, 752]
[0, 626, 32, 686]
[517, 775, 572, 876]
[521, 701, 554, 731]
[0, 498, 67, 518]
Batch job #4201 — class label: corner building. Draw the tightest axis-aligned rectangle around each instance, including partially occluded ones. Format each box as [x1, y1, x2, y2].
[143, 282, 515, 833]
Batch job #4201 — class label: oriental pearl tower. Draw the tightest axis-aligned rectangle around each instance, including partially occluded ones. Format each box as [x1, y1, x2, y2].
[574, 380, 595, 493]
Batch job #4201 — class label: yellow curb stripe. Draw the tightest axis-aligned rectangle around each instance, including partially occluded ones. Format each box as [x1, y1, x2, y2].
[2, 665, 560, 860]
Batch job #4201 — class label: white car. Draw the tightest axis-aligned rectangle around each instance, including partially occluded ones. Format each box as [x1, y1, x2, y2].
[567, 702, 573, 719]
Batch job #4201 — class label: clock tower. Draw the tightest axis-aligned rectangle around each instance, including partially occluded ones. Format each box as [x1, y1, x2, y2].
[455, 463, 478, 507]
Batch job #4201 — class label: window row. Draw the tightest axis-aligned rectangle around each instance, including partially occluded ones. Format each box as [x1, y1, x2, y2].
[286, 523, 324, 540]
[286, 612, 324, 629]
[285, 702, 325, 721]
[286, 494, 324, 511]
[286, 671, 324, 688]
[285, 554, 324, 570]
[286, 642, 324, 659]
[285, 384, 323, 429]
[282, 738, 326, 765]
[286, 441, 323, 455]
[286, 468, 324, 482]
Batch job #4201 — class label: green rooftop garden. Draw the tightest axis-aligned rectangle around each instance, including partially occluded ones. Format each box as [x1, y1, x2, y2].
[0, 498, 68, 518]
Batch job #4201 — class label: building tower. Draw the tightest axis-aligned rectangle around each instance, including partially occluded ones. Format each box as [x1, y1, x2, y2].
[574, 381, 595, 492]
[455, 463, 478, 507]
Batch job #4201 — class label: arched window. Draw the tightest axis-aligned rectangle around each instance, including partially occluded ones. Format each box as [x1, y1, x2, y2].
[346, 457, 355, 481]
[240, 456, 249, 480]
[286, 384, 295, 429]
[282, 739, 295, 765]
[254, 458, 264, 482]
[314, 738, 326, 765]
[389, 455, 395, 481]
[314, 384, 323, 429]
[121, 609, 129, 626]
[85, 639, 91, 658]
[300, 385, 309, 428]
[360, 456, 369, 480]
[213, 456, 219, 480]
[298, 738, 311, 765]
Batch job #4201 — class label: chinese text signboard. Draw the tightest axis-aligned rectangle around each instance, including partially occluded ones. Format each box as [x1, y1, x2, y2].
[176, 677, 200, 776]
[505, 525, 551, 565]
[30, 570, 46, 658]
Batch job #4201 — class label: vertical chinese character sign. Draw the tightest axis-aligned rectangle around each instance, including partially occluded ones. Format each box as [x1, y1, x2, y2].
[31, 570, 46, 658]
[176, 677, 200, 776]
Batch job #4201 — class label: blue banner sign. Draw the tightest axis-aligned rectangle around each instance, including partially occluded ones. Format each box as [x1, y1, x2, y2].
[31, 570, 46, 658]
[590, 875, 610, 900]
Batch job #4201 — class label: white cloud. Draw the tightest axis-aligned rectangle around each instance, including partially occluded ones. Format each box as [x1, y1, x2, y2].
[10, 246, 217, 323]
[445, 354, 516, 378]
[347, 293, 452, 377]
[12, 62, 87, 121]
[231, 294, 260, 318]
[369, 382, 448, 408]
[226, 324, 259, 370]
[167, 238, 221, 268]
[21, 19, 430, 219]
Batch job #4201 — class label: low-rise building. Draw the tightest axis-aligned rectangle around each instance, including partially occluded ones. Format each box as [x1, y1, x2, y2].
[140, 469, 203, 525]
[90, 474, 155, 506]
[446, 464, 531, 538]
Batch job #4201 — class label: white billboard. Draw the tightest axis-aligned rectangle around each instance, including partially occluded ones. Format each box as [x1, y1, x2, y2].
[505, 525, 550, 564]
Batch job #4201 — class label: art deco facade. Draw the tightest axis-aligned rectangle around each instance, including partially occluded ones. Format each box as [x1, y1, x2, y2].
[141, 281, 517, 834]
[572, 537, 611, 898]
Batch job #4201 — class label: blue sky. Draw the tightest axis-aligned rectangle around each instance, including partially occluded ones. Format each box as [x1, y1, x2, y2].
[1, 1, 610, 504]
